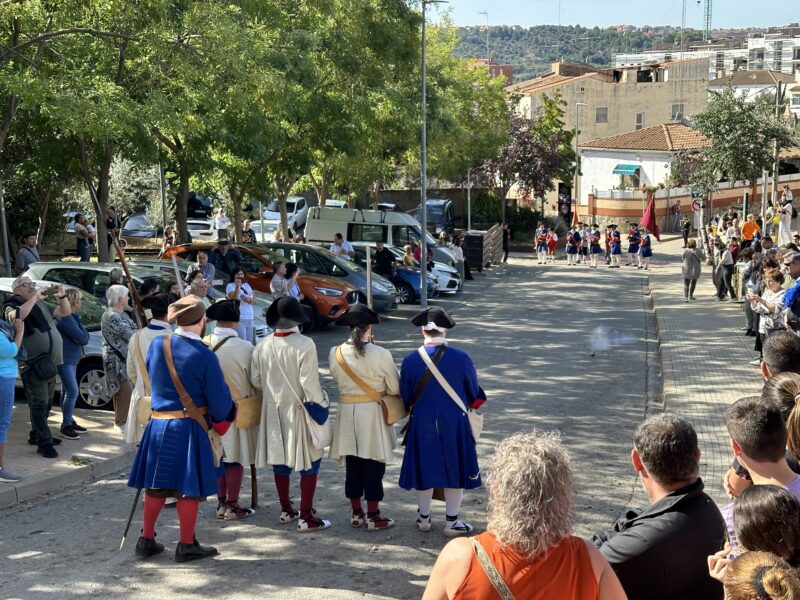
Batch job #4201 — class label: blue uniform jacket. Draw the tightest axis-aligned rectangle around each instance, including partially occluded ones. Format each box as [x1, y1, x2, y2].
[56, 313, 89, 365]
[399, 345, 482, 491]
[128, 334, 235, 497]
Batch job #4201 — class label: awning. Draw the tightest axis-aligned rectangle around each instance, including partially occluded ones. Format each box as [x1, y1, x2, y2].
[613, 164, 640, 176]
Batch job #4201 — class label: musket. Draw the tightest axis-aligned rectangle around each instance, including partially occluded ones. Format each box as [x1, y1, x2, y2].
[119, 487, 142, 550]
[111, 236, 147, 328]
[250, 464, 258, 509]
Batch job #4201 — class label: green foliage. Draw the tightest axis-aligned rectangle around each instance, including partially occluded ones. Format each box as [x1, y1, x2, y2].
[455, 25, 703, 82]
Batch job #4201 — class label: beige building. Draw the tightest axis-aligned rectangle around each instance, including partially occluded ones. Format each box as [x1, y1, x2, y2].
[507, 58, 709, 213]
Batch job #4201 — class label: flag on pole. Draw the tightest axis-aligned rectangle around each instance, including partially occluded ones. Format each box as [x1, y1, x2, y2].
[642, 193, 661, 241]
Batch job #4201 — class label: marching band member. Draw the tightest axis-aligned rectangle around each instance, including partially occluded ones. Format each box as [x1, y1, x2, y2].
[534, 224, 548, 265]
[590, 223, 603, 269]
[609, 225, 622, 268]
[639, 228, 654, 270]
[627, 222, 641, 267]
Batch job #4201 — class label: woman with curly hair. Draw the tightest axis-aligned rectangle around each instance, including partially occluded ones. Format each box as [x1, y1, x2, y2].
[422, 431, 626, 600]
[721, 551, 800, 600]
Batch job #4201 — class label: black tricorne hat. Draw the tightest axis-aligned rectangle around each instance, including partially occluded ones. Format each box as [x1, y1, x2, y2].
[206, 299, 240, 323]
[335, 304, 380, 328]
[410, 306, 455, 330]
[266, 296, 310, 329]
[142, 292, 170, 319]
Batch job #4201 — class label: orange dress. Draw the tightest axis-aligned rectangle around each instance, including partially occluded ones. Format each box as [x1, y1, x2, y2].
[453, 532, 599, 600]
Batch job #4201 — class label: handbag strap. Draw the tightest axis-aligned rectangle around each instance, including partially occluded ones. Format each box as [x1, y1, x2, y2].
[471, 539, 516, 600]
[161, 335, 209, 432]
[269, 336, 304, 409]
[417, 346, 469, 415]
[335, 346, 382, 402]
[206, 334, 243, 401]
[133, 331, 151, 395]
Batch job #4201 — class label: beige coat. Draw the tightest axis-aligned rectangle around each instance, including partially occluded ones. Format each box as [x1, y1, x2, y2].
[124, 324, 170, 444]
[328, 341, 399, 465]
[205, 330, 258, 465]
[251, 332, 328, 471]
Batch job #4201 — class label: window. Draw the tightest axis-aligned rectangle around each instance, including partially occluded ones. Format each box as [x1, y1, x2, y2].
[635, 113, 645, 130]
[792, 96, 800, 108]
[44, 269, 92, 294]
[293, 250, 329, 276]
[391, 225, 421, 247]
[671, 103, 685, 120]
[239, 253, 265, 274]
[595, 107, 608, 123]
[348, 223, 386, 243]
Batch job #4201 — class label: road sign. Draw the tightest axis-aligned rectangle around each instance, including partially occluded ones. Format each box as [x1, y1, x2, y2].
[691, 198, 702, 212]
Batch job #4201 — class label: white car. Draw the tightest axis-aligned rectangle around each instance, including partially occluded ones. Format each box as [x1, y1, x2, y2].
[384, 246, 461, 293]
[262, 196, 310, 231]
[186, 218, 217, 242]
[324, 199, 348, 208]
[249, 220, 296, 243]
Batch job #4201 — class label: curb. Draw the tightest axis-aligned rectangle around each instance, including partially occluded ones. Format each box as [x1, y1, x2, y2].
[642, 276, 666, 414]
[0, 446, 136, 509]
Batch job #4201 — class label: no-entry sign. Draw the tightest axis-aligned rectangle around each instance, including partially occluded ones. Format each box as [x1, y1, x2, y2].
[691, 198, 702, 212]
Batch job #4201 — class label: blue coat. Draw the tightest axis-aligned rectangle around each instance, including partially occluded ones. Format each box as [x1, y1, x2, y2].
[128, 334, 235, 497]
[640, 234, 653, 257]
[399, 345, 482, 491]
[56, 313, 89, 366]
[628, 230, 641, 254]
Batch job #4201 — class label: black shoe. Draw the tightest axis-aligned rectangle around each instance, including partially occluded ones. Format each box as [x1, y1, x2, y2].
[135, 536, 165, 558]
[175, 539, 219, 563]
[29, 436, 61, 446]
[71, 421, 88, 434]
[60, 425, 80, 440]
[37, 444, 58, 458]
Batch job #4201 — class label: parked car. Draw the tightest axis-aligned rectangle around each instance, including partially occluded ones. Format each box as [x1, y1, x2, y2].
[187, 192, 213, 218]
[160, 244, 362, 329]
[382, 244, 460, 293]
[262, 196, 311, 231]
[23, 261, 270, 344]
[266, 242, 397, 313]
[324, 199, 348, 208]
[349, 244, 437, 304]
[186, 218, 217, 242]
[125, 258, 273, 321]
[120, 212, 161, 248]
[411, 198, 455, 235]
[0, 278, 111, 410]
[249, 220, 296, 243]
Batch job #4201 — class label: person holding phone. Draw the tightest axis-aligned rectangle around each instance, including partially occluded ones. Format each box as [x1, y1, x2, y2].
[226, 266, 255, 343]
[284, 263, 304, 301]
[2, 276, 70, 458]
[0, 316, 25, 481]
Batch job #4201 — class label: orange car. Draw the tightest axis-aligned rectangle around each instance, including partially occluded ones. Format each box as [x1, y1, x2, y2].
[161, 243, 364, 328]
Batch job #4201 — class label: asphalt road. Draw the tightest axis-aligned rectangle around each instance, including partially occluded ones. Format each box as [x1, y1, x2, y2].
[0, 257, 655, 600]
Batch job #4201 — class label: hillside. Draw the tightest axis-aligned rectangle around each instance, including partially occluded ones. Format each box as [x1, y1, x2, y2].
[455, 25, 706, 82]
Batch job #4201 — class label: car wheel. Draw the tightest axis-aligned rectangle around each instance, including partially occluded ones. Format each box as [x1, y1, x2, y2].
[300, 299, 319, 331]
[75, 360, 113, 410]
[396, 282, 414, 305]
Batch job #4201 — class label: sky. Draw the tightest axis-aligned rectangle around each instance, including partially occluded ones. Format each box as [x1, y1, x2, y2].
[443, 0, 797, 30]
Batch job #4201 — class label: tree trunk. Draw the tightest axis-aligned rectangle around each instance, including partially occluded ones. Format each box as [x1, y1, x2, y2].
[78, 142, 110, 262]
[175, 161, 190, 244]
[230, 187, 243, 243]
[372, 181, 380, 210]
[35, 185, 51, 245]
[274, 175, 296, 241]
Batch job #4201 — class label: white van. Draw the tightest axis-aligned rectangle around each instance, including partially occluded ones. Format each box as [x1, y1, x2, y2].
[305, 207, 455, 266]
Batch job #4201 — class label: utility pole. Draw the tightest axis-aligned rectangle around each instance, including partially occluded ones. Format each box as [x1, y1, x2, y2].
[771, 81, 783, 206]
[575, 103, 588, 217]
[0, 181, 10, 277]
[479, 11, 489, 60]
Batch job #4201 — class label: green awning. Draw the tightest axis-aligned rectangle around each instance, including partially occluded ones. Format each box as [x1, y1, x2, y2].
[613, 164, 640, 176]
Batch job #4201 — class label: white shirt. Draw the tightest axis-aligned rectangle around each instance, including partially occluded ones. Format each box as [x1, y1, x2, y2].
[215, 214, 231, 230]
[330, 240, 354, 261]
[452, 245, 464, 262]
[213, 326, 239, 338]
[175, 329, 203, 341]
[225, 281, 254, 321]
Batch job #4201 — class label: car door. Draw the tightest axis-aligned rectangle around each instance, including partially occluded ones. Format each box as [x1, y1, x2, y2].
[292, 248, 329, 276]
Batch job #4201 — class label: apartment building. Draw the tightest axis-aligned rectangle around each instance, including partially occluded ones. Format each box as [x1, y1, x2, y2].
[508, 58, 708, 209]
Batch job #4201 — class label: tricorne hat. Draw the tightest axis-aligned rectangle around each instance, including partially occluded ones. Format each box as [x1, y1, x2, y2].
[266, 296, 310, 329]
[410, 306, 455, 332]
[142, 292, 170, 318]
[167, 295, 206, 326]
[206, 299, 240, 323]
[335, 304, 380, 328]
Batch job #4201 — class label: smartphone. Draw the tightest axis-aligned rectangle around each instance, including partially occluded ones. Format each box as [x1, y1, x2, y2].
[40, 285, 59, 297]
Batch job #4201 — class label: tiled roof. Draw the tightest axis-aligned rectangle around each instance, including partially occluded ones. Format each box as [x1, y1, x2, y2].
[709, 70, 796, 87]
[580, 123, 709, 151]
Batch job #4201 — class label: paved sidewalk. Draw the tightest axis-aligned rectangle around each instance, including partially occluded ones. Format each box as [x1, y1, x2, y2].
[649, 234, 762, 506]
[0, 405, 134, 508]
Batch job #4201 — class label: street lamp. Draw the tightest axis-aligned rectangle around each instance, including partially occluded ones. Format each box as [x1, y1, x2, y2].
[574, 102, 588, 219]
[420, 0, 447, 309]
[479, 10, 489, 59]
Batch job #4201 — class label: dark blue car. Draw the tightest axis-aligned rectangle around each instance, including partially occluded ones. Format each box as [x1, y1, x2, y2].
[351, 245, 437, 304]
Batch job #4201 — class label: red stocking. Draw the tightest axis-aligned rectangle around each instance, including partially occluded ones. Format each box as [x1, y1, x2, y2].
[225, 463, 244, 503]
[299, 474, 317, 519]
[176, 499, 200, 545]
[274, 474, 292, 512]
[142, 495, 165, 539]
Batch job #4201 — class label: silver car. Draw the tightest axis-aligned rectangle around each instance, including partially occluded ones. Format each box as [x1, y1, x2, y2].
[0, 278, 111, 410]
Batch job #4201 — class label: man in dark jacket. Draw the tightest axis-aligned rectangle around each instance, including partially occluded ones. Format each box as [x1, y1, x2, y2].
[592, 413, 725, 600]
[210, 240, 242, 276]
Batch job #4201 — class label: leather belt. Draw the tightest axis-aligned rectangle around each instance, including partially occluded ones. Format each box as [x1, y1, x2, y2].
[150, 408, 208, 419]
[339, 394, 379, 405]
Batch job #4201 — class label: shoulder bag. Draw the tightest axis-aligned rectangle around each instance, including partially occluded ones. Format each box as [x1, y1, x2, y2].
[133, 331, 154, 426]
[208, 335, 262, 429]
[334, 346, 407, 426]
[269, 336, 332, 450]
[400, 344, 447, 446]
[28, 327, 58, 381]
[417, 346, 483, 443]
[162, 335, 224, 467]
[471, 538, 516, 600]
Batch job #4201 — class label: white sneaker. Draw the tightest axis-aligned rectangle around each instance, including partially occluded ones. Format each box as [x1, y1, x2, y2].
[416, 514, 432, 532]
[749, 359, 762, 366]
[443, 519, 474, 537]
[278, 509, 300, 524]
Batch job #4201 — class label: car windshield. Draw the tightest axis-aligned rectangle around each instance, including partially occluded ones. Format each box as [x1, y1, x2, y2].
[315, 247, 363, 273]
[265, 200, 297, 212]
[44, 289, 105, 332]
[124, 215, 150, 231]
